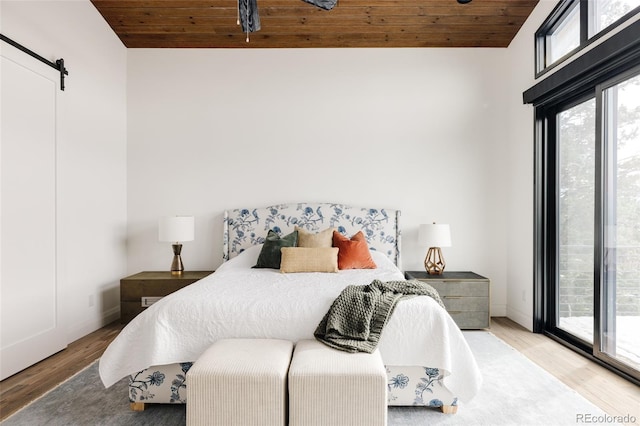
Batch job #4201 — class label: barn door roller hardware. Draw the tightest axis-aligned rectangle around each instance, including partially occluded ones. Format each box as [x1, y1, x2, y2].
[1, 33, 69, 91]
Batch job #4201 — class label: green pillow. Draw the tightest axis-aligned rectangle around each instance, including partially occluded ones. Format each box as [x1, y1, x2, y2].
[253, 229, 298, 269]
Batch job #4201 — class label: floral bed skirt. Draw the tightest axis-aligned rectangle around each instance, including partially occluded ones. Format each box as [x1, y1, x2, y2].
[129, 362, 457, 408]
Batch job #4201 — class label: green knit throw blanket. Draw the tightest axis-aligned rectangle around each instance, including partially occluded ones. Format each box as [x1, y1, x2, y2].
[314, 279, 445, 353]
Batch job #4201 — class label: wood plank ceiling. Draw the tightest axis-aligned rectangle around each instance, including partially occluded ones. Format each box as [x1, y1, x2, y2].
[90, 0, 539, 49]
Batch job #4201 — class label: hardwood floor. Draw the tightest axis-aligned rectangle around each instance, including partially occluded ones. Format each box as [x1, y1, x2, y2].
[0, 320, 124, 422]
[1, 317, 638, 423]
[490, 317, 640, 425]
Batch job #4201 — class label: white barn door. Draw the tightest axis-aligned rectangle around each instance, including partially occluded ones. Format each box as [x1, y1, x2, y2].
[1, 53, 66, 380]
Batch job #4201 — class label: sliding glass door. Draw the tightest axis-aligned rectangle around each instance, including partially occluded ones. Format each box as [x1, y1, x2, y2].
[557, 97, 596, 344]
[531, 0, 640, 385]
[544, 67, 640, 382]
[599, 71, 640, 372]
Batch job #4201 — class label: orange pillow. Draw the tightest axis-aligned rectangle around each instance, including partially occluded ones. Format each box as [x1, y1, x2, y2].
[332, 230, 377, 270]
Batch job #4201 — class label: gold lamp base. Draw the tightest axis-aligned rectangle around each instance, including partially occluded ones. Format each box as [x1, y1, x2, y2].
[424, 247, 446, 275]
[170, 243, 184, 275]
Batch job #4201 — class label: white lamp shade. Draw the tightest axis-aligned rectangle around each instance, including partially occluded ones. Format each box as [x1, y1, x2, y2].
[159, 216, 195, 243]
[419, 223, 451, 248]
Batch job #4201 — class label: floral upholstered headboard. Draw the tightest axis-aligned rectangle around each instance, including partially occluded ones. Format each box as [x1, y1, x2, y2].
[223, 203, 401, 266]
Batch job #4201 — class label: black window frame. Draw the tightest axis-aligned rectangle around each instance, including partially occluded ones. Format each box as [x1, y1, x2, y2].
[525, 18, 640, 386]
[535, 0, 640, 77]
[539, 92, 599, 357]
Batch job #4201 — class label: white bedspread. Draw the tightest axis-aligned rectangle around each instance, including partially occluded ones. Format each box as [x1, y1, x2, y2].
[99, 247, 482, 402]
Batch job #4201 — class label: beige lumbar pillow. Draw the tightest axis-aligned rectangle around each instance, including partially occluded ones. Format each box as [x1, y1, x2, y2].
[280, 247, 339, 273]
[295, 226, 335, 248]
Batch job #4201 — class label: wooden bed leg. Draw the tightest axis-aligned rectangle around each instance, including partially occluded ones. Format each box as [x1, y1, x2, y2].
[441, 405, 458, 414]
[130, 402, 145, 411]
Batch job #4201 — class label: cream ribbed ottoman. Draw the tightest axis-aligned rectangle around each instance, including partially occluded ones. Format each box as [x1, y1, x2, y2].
[186, 338, 293, 426]
[288, 339, 387, 426]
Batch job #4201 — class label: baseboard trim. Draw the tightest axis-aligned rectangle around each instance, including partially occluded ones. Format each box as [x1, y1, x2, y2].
[491, 303, 507, 317]
[65, 306, 120, 344]
[506, 306, 533, 331]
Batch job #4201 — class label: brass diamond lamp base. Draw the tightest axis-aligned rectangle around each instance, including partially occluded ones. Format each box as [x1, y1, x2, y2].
[424, 247, 446, 275]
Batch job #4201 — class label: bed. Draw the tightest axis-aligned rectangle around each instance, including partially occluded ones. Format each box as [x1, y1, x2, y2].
[99, 202, 482, 411]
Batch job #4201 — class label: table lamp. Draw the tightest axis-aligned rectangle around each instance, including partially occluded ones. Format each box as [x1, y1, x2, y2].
[418, 223, 451, 275]
[159, 216, 195, 275]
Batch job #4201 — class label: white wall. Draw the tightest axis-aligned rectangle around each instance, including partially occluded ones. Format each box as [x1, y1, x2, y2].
[1, 1, 127, 343]
[127, 48, 512, 316]
[0, 0, 565, 341]
[503, 1, 560, 330]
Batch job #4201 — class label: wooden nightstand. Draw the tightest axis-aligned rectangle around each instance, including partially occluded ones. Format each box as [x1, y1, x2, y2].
[405, 271, 490, 329]
[120, 271, 214, 324]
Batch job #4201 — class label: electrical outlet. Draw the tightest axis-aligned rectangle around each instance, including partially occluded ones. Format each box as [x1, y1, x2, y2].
[89, 294, 95, 307]
[141, 296, 163, 307]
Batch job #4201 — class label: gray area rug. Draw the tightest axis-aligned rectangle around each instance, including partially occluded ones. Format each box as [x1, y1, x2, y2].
[3, 332, 610, 426]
